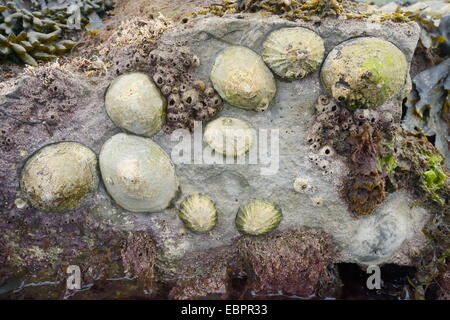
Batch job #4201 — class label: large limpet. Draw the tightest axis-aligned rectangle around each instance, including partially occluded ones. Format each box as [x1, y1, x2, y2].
[105, 72, 166, 137]
[262, 27, 325, 80]
[235, 199, 282, 236]
[99, 133, 179, 212]
[321, 37, 408, 109]
[20, 142, 98, 212]
[210, 46, 276, 112]
[204, 117, 254, 157]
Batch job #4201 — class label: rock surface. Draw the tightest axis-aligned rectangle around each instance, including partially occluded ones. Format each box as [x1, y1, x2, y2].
[0, 13, 437, 298]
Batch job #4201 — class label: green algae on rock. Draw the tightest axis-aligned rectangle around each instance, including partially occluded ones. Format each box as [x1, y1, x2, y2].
[321, 37, 408, 109]
[178, 193, 218, 233]
[210, 46, 276, 112]
[20, 142, 98, 212]
[235, 199, 282, 236]
[262, 27, 325, 80]
[99, 133, 179, 213]
[204, 117, 254, 157]
[105, 73, 166, 137]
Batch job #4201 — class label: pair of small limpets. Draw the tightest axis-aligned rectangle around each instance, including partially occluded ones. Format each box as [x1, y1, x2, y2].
[179, 193, 282, 236]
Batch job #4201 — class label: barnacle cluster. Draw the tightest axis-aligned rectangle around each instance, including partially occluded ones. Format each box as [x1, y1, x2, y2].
[0, 0, 112, 66]
[306, 94, 397, 215]
[20, 142, 98, 212]
[150, 41, 224, 133]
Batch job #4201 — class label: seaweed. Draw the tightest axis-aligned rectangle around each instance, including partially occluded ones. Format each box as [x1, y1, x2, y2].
[200, 0, 369, 21]
[0, 0, 112, 66]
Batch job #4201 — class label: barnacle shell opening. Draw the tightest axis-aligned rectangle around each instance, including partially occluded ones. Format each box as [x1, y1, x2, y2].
[204, 117, 254, 157]
[20, 142, 98, 212]
[235, 200, 282, 236]
[263, 27, 325, 80]
[105, 73, 167, 137]
[210, 46, 276, 112]
[178, 193, 218, 233]
[99, 133, 179, 213]
[320, 37, 408, 109]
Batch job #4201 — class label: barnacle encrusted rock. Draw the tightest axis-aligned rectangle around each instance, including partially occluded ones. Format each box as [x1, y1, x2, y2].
[235, 200, 282, 236]
[321, 37, 408, 109]
[178, 193, 218, 233]
[99, 133, 179, 213]
[20, 142, 98, 212]
[210, 46, 276, 112]
[262, 27, 325, 80]
[105, 73, 166, 137]
[204, 117, 254, 157]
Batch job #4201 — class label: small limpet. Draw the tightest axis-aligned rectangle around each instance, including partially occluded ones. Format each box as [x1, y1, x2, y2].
[178, 193, 218, 233]
[235, 199, 282, 236]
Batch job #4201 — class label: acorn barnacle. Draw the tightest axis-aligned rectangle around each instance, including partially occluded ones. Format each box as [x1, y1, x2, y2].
[99, 133, 179, 213]
[210, 46, 276, 112]
[321, 37, 408, 109]
[235, 200, 282, 236]
[204, 117, 254, 157]
[178, 193, 218, 233]
[105, 73, 167, 137]
[262, 27, 325, 80]
[20, 142, 98, 212]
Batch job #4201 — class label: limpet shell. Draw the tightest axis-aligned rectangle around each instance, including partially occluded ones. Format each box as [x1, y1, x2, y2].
[235, 199, 282, 236]
[105, 72, 166, 137]
[99, 133, 179, 213]
[204, 117, 254, 157]
[263, 27, 325, 80]
[321, 37, 408, 109]
[178, 193, 218, 233]
[210, 46, 276, 112]
[20, 142, 98, 212]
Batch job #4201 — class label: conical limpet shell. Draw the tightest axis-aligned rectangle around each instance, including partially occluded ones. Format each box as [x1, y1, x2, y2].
[210, 46, 276, 112]
[99, 133, 179, 213]
[321, 37, 408, 109]
[204, 117, 254, 157]
[179, 193, 218, 233]
[235, 199, 282, 236]
[262, 27, 325, 80]
[105, 72, 166, 137]
[20, 142, 98, 212]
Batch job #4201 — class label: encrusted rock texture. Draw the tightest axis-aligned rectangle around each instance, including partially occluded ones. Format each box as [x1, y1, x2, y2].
[0, 2, 448, 299]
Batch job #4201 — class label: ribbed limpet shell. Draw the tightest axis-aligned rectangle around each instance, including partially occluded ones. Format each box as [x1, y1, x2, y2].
[20, 142, 98, 212]
[105, 72, 166, 137]
[262, 27, 325, 80]
[99, 133, 178, 213]
[179, 193, 218, 233]
[235, 200, 282, 236]
[204, 117, 254, 157]
[321, 37, 408, 109]
[210, 46, 276, 112]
